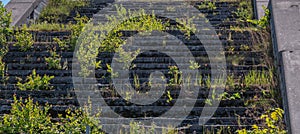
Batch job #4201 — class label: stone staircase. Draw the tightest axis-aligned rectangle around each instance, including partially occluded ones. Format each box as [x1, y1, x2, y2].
[0, 0, 279, 133]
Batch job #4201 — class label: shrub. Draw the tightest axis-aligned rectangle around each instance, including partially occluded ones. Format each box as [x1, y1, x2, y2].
[0, 96, 103, 133]
[14, 28, 34, 51]
[0, 3, 12, 45]
[58, 102, 102, 133]
[16, 69, 54, 90]
[0, 96, 56, 133]
[45, 50, 62, 70]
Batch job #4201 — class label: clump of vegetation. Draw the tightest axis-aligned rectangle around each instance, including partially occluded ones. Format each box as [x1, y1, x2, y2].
[14, 28, 34, 51]
[243, 70, 272, 88]
[57, 101, 102, 133]
[45, 50, 62, 70]
[247, 6, 270, 29]
[0, 3, 10, 82]
[234, 1, 270, 30]
[0, 96, 103, 133]
[0, 96, 56, 133]
[77, 5, 170, 77]
[39, 0, 88, 23]
[99, 6, 170, 52]
[53, 14, 89, 51]
[235, 0, 253, 22]
[197, 0, 217, 10]
[16, 69, 54, 90]
[237, 108, 286, 134]
[176, 17, 196, 38]
[226, 74, 236, 90]
[168, 66, 182, 86]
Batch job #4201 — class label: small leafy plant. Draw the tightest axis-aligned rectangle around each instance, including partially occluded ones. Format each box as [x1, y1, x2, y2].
[16, 69, 54, 90]
[235, 0, 253, 22]
[176, 17, 196, 38]
[168, 66, 182, 86]
[45, 50, 62, 70]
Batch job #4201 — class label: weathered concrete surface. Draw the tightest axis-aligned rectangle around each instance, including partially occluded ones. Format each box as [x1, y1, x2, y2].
[253, 0, 270, 19]
[281, 51, 300, 133]
[5, 0, 43, 26]
[270, 0, 300, 133]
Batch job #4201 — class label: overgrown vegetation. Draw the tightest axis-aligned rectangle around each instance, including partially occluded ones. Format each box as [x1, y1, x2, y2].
[237, 108, 286, 134]
[77, 5, 170, 77]
[0, 96, 56, 133]
[39, 0, 88, 23]
[0, 1, 287, 133]
[0, 96, 103, 133]
[233, 1, 270, 30]
[0, 3, 11, 77]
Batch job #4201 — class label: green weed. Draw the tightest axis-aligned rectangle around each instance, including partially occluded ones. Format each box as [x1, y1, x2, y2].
[45, 49, 62, 70]
[168, 66, 182, 86]
[243, 70, 271, 88]
[197, 0, 217, 10]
